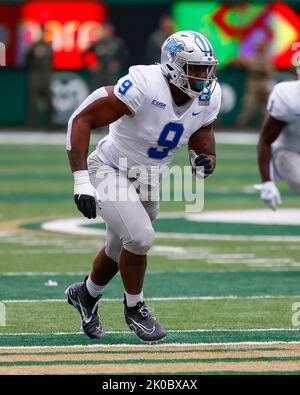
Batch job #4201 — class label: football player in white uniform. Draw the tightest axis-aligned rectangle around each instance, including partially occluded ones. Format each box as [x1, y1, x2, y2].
[255, 59, 300, 210]
[65, 31, 221, 343]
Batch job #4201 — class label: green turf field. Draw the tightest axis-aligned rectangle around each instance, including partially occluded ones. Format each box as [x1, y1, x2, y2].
[0, 135, 300, 374]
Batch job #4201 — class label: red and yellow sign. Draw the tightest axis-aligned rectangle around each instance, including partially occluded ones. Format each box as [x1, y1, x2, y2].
[0, 1, 107, 69]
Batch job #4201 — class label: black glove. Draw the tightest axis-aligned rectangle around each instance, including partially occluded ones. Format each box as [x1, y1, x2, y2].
[194, 153, 213, 176]
[74, 194, 97, 219]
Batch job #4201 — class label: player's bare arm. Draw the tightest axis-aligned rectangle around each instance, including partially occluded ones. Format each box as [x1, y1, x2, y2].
[257, 114, 286, 182]
[188, 121, 216, 178]
[68, 86, 131, 172]
[67, 87, 131, 219]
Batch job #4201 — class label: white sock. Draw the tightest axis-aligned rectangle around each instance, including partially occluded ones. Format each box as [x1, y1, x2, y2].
[86, 276, 105, 298]
[124, 290, 144, 307]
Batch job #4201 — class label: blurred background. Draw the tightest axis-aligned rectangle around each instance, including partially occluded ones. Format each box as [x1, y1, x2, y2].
[0, 0, 300, 131]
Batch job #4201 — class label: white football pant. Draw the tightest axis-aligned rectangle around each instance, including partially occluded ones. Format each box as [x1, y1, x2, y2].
[273, 148, 300, 195]
[88, 151, 160, 262]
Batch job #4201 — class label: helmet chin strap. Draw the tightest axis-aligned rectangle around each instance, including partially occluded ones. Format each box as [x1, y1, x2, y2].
[170, 79, 201, 99]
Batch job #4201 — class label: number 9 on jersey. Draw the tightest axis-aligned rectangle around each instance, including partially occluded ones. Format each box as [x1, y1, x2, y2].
[118, 79, 133, 95]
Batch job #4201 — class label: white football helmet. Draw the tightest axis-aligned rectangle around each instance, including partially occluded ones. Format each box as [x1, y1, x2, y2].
[160, 30, 218, 99]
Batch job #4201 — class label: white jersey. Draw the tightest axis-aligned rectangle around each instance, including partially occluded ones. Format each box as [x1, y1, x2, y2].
[267, 80, 300, 153]
[96, 64, 221, 184]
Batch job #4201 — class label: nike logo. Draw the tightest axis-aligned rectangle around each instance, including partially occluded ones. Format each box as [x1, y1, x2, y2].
[66, 289, 92, 324]
[128, 319, 156, 335]
[192, 111, 200, 116]
[78, 296, 93, 324]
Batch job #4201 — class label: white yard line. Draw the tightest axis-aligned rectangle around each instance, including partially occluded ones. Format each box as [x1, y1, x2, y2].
[0, 328, 299, 336]
[1, 295, 299, 303]
[0, 132, 102, 146]
[1, 341, 300, 350]
[0, 131, 258, 146]
[0, 272, 90, 276]
[1, 329, 299, 348]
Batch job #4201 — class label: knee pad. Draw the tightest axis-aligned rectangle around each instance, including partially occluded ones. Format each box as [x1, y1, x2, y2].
[124, 225, 155, 255]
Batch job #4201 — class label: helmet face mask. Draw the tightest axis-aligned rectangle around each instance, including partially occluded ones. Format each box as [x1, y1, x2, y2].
[185, 64, 216, 94]
[161, 31, 218, 99]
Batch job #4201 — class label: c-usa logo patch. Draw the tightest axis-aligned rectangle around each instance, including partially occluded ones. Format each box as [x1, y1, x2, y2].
[151, 99, 166, 109]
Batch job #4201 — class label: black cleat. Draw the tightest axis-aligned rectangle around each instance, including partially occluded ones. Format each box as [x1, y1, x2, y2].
[65, 277, 105, 339]
[124, 298, 167, 343]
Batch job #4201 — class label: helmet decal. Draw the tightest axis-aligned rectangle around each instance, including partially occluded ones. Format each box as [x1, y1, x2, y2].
[164, 38, 185, 58]
[193, 33, 213, 56]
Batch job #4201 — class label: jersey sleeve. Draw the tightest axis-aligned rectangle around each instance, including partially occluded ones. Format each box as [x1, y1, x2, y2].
[114, 66, 147, 115]
[267, 83, 291, 122]
[202, 83, 222, 126]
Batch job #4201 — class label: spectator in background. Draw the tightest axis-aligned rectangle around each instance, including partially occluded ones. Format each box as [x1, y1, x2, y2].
[85, 22, 129, 92]
[144, 12, 175, 64]
[25, 25, 54, 129]
[236, 39, 273, 129]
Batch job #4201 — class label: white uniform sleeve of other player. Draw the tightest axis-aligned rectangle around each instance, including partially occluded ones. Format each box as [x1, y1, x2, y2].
[114, 66, 147, 115]
[202, 82, 222, 127]
[66, 87, 108, 151]
[267, 82, 291, 123]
